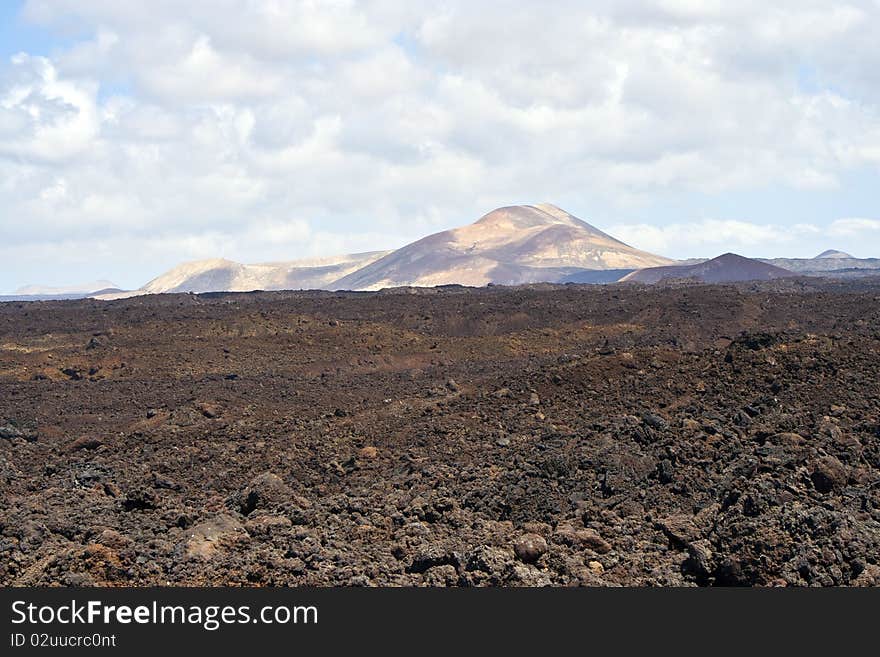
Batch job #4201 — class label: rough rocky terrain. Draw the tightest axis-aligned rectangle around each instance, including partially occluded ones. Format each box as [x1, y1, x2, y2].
[1, 277, 879, 586]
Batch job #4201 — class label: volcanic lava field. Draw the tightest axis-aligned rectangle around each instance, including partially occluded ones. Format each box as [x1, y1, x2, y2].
[1, 279, 879, 586]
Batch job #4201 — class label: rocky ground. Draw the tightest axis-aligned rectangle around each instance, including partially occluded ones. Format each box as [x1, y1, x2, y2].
[1, 278, 879, 586]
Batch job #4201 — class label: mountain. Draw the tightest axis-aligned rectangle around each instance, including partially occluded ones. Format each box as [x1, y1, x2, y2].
[15, 280, 119, 296]
[138, 252, 391, 294]
[331, 204, 672, 290]
[127, 204, 671, 295]
[621, 253, 797, 284]
[761, 253, 880, 274]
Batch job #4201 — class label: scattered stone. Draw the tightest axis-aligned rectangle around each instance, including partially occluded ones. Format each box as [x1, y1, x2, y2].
[150, 473, 181, 490]
[465, 546, 513, 576]
[492, 387, 511, 399]
[122, 488, 159, 512]
[810, 456, 847, 493]
[406, 547, 458, 574]
[197, 402, 222, 419]
[244, 513, 293, 537]
[642, 413, 668, 430]
[422, 564, 459, 586]
[514, 533, 548, 563]
[588, 560, 604, 575]
[682, 418, 701, 432]
[685, 539, 713, 578]
[853, 563, 880, 587]
[69, 435, 104, 451]
[358, 446, 379, 459]
[656, 459, 675, 484]
[495, 436, 511, 447]
[510, 563, 553, 586]
[445, 379, 460, 392]
[657, 515, 701, 545]
[96, 529, 133, 551]
[529, 392, 541, 406]
[184, 514, 246, 560]
[576, 528, 612, 554]
[0, 424, 24, 440]
[769, 432, 805, 447]
[239, 472, 292, 515]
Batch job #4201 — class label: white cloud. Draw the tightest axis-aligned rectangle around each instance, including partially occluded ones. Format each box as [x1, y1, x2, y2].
[605, 217, 880, 259]
[0, 54, 99, 162]
[607, 219, 821, 255]
[2, 1, 880, 290]
[828, 217, 880, 236]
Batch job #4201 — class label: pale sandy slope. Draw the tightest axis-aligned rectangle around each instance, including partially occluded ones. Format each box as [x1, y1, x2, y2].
[112, 251, 391, 297]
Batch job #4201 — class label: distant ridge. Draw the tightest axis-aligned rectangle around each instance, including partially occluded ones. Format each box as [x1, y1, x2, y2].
[15, 280, 118, 296]
[138, 252, 391, 295]
[761, 253, 880, 274]
[621, 253, 797, 284]
[124, 204, 673, 295]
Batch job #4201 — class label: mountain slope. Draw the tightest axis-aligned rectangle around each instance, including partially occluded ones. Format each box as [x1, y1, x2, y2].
[621, 253, 797, 284]
[138, 251, 391, 294]
[761, 254, 880, 274]
[15, 280, 119, 296]
[330, 204, 672, 290]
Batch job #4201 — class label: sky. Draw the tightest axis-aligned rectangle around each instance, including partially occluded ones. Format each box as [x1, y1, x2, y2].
[1, 0, 880, 293]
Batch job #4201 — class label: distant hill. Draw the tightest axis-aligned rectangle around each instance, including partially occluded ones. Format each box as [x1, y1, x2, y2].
[330, 204, 672, 290]
[125, 204, 672, 295]
[621, 253, 797, 284]
[761, 253, 880, 274]
[138, 252, 392, 294]
[14, 280, 119, 296]
[1, 293, 100, 303]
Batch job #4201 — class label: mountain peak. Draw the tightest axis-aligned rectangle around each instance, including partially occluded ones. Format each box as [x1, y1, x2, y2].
[332, 204, 673, 290]
[531, 202, 573, 220]
[474, 204, 578, 229]
[473, 204, 613, 238]
[815, 249, 853, 259]
[713, 252, 750, 263]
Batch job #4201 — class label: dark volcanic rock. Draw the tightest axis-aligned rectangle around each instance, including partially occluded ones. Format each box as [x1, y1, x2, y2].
[238, 472, 293, 515]
[1, 279, 879, 586]
[810, 456, 848, 493]
[514, 533, 548, 563]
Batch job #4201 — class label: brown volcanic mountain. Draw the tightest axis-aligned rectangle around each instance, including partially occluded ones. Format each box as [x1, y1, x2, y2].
[127, 204, 673, 295]
[621, 252, 797, 284]
[331, 204, 672, 290]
